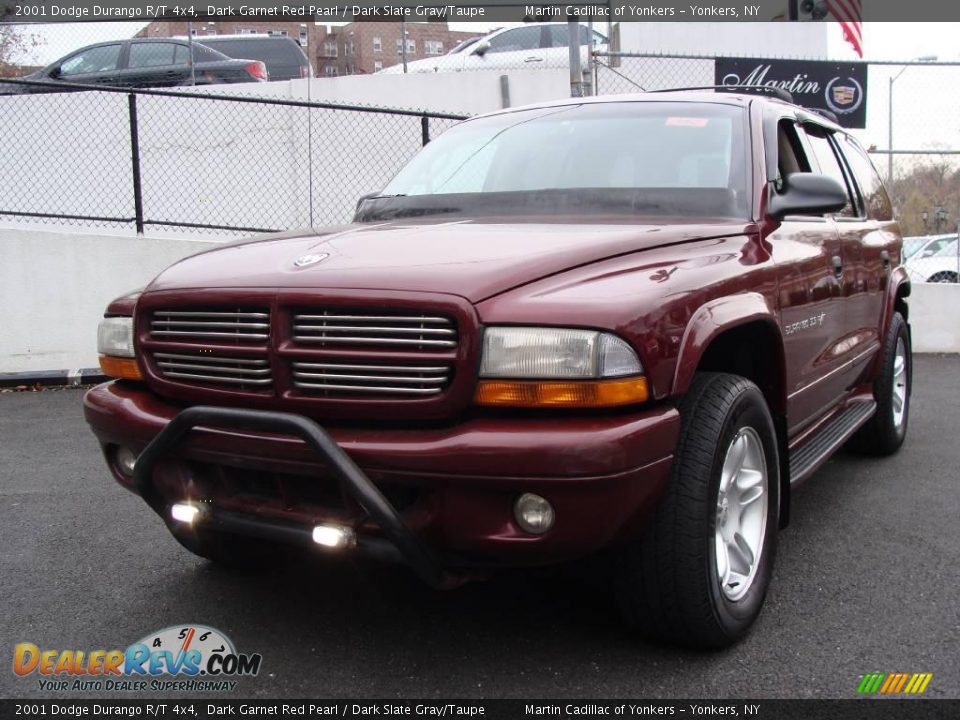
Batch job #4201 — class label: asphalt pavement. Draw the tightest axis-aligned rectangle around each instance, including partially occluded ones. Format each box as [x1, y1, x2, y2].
[2, 355, 958, 700]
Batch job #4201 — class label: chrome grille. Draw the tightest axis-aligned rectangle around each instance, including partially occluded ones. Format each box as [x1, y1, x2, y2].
[292, 311, 457, 348]
[153, 351, 272, 390]
[150, 309, 269, 342]
[291, 360, 452, 396]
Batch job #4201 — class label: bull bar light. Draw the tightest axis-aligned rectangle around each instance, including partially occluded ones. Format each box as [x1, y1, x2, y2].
[474, 327, 649, 408]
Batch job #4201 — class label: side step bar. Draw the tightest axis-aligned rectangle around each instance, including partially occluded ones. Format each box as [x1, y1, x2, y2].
[131, 405, 447, 588]
[789, 400, 876, 485]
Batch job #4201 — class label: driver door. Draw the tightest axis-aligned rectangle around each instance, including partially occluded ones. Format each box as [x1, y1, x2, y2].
[50, 43, 123, 87]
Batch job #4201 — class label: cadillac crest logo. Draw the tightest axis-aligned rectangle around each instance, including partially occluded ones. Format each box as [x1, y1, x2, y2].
[825, 76, 864, 116]
[293, 253, 329, 268]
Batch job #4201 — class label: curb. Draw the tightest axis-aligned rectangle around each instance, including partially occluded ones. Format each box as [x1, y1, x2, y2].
[0, 368, 108, 388]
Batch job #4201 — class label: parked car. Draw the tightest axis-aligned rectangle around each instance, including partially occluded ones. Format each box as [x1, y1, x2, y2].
[905, 237, 959, 282]
[191, 34, 313, 81]
[3, 39, 266, 93]
[378, 23, 607, 74]
[85, 89, 911, 649]
[903, 233, 956, 261]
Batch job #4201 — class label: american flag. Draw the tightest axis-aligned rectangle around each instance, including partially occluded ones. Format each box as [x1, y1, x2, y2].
[828, 0, 864, 57]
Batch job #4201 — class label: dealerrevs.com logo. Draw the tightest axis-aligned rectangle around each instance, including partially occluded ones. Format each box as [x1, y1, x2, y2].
[13, 624, 262, 692]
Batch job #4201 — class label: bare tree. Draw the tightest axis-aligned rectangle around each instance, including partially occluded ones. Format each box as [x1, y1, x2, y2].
[0, 25, 43, 78]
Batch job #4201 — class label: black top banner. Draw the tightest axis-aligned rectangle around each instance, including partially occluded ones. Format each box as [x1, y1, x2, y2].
[715, 56, 867, 128]
[3, 0, 960, 23]
[1, 699, 958, 719]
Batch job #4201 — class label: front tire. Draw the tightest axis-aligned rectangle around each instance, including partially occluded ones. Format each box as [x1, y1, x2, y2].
[615, 373, 780, 649]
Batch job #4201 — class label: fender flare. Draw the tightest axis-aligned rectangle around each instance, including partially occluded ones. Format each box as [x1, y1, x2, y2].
[882, 267, 911, 334]
[671, 292, 784, 402]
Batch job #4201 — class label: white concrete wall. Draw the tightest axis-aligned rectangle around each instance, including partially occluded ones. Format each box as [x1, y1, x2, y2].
[2, 226, 956, 376]
[0, 226, 218, 373]
[909, 283, 960, 354]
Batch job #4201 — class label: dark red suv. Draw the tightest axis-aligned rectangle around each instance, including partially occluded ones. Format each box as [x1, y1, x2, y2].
[84, 90, 911, 648]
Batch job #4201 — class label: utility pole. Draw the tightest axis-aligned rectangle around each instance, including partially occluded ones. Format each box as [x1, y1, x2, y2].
[186, 21, 196, 86]
[401, 20, 408, 73]
[567, 18, 583, 97]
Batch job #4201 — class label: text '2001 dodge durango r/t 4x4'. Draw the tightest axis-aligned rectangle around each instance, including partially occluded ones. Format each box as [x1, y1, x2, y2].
[85, 89, 911, 648]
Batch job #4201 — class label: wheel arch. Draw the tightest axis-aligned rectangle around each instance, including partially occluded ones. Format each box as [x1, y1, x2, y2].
[672, 293, 790, 526]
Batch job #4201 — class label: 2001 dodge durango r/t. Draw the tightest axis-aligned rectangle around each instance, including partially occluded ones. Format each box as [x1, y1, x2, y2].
[85, 90, 912, 648]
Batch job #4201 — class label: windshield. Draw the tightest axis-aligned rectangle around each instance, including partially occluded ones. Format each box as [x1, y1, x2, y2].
[359, 101, 749, 222]
[903, 238, 927, 259]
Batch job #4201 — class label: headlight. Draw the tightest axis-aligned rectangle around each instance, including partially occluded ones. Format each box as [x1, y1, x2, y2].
[97, 317, 142, 381]
[97, 317, 135, 358]
[475, 327, 649, 408]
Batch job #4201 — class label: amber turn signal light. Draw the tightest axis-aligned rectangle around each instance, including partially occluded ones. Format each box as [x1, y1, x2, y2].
[99, 355, 143, 381]
[475, 377, 649, 408]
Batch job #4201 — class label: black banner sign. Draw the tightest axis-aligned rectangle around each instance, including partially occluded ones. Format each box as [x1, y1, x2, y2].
[715, 57, 868, 128]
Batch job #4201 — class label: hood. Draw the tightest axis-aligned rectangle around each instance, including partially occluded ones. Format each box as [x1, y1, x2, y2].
[146, 217, 749, 303]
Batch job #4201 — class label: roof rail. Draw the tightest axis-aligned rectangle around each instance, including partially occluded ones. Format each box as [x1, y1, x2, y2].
[648, 85, 794, 103]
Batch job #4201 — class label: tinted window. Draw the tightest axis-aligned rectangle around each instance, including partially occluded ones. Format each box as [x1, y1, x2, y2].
[802, 126, 855, 217]
[129, 42, 182, 68]
[58, 44, 122, 76]
[380, 102, 749, 218]
[487, 27, 542, 53]
[839, 135, 893, 220]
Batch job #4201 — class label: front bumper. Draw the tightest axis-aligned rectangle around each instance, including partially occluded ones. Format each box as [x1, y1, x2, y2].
[84, 381, 680, 575]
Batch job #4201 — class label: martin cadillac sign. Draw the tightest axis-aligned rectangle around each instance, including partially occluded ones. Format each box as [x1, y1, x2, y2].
[714, 57, 867, 128]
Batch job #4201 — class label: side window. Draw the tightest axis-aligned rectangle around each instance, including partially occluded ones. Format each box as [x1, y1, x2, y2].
[548, 25, 600, 48]
[487, 27, 541, 53]
[839, 135, 893, 221]
[802, 126, 856, 217]
[58, 44, 122, 76]
[128, 42, 181, 68]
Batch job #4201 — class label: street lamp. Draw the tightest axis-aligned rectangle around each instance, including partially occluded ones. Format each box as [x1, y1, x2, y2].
[888, 55, 938, 185]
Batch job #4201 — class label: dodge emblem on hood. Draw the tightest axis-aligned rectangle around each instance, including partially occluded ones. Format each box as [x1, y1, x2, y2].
[293, 252, 329, 268]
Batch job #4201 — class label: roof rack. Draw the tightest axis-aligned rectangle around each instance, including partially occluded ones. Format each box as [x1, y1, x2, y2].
[648, 85, 794, 103]
[803, 107, 839, 123]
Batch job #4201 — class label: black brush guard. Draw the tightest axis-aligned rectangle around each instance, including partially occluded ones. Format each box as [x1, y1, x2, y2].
[131, 405, 447, 588]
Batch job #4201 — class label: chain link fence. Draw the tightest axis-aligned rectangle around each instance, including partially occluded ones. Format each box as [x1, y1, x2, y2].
[0, 78, 465, 235]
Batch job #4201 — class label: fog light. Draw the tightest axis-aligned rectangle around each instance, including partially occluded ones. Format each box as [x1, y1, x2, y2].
[170, 503, 200, 525]
[115, 446, 138, 476]
[514, 493, 555, 535]
[312, 524, 356, 550]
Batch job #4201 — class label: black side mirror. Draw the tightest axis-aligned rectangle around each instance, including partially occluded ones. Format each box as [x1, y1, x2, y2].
[472, 40, 491, 57]
[48, 67, 61, 79]
[768, 173, 848, 220]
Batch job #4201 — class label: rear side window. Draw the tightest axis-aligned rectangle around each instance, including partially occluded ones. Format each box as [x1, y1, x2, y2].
[839, 135, 893, 220]
[189, 44, 229, 63]
[129, 42, 181, 68]
[802, 126, 856, 217]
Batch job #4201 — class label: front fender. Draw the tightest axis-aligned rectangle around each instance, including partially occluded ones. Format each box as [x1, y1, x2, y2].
[672, 292, 782, 396]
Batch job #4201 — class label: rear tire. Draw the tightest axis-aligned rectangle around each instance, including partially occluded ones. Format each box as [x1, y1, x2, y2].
[848, 311, 911, 456]
[927, 272, 958, 284]
[615, 373, 779, 649]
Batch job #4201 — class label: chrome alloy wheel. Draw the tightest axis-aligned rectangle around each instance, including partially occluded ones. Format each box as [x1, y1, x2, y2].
[892, 337, 909, 430]
[714, 427, 769, 602]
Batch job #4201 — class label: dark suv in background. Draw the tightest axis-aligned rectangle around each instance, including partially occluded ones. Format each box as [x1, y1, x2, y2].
[195, 35, 314, 81]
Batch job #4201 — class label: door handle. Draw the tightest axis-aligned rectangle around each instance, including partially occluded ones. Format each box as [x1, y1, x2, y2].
[524, 57, 543, 62]
[831, 255, 843, 278]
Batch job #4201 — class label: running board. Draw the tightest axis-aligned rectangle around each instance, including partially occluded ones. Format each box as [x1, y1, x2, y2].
[789, 400, 876, 484]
